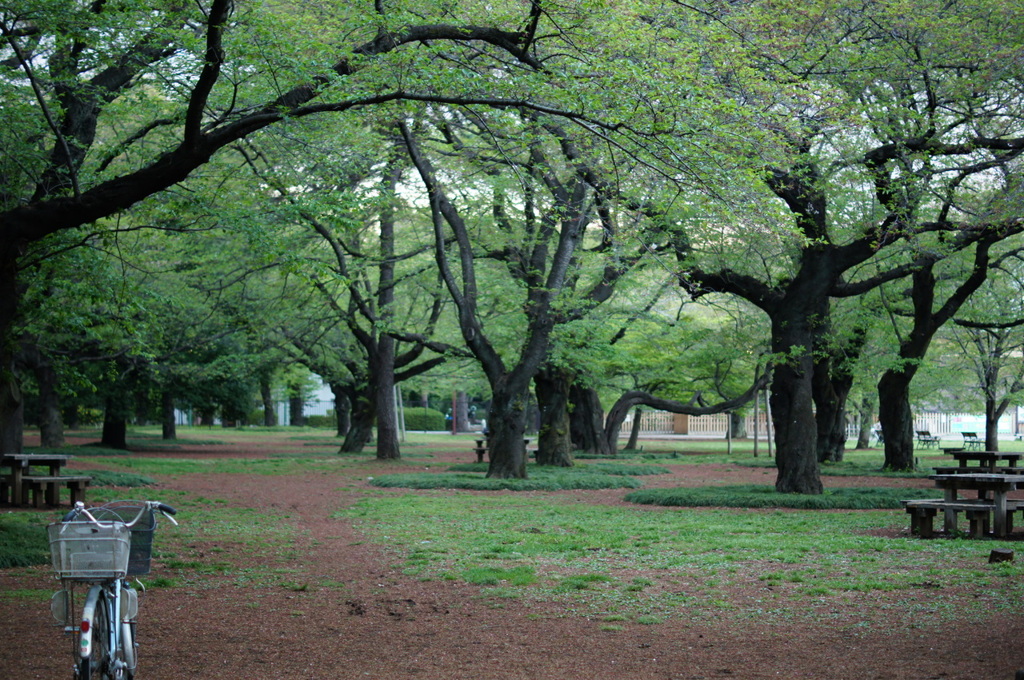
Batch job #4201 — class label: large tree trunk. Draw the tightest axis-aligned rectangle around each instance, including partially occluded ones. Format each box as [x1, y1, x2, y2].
[880, 260, 993, 470]
[813, 357, 852, 463]
[260, 380, 277, 427]
[161, 391, 176, 440]
[814, 327, 865, 462]
[330, 383, 351, 437]
[340, 385, 374, 453]
[455, 391, 471, 433]
[769, 356, 823, 493]
[0, 376, 24, 453]
[856, 394, 875, 449]
[729, 411, 747, 439]
[569, 383, 612, 455]
[100, 394, 129, 449]
[374, 161, 401, 462]
[769, 299, 824, 494]
[984, 397, 1004, 452]
[878, 370, 916, 470]
[288, 394, 305, 427]
[31, 352, 65, 448]
[534, 367, 574, 467]
[0, 248, 22, 453]
[375, 338, 401, 460]
[626, 408, 643, 450]
[485, 382, 530, 478]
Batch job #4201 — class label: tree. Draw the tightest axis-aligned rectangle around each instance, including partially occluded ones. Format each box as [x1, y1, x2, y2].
[947, 263, 1024, 450]
[401, 113, 604, 478]
[0, 0, 599, 449]
[677, 0, 1024, 491]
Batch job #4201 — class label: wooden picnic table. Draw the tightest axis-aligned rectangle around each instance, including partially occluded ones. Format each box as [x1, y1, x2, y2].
[928, 473, 1024, 538]
[949, 451, 1023, 470]
[1, 453, 88, 507]
[472, 438, 532, 463]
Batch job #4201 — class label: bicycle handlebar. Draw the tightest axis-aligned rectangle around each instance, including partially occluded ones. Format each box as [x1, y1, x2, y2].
[62, 500, 179, 527]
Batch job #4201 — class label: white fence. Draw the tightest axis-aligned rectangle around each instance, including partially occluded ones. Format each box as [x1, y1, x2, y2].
[622, 410, 1018, 439]
[620, 411, 773, 437]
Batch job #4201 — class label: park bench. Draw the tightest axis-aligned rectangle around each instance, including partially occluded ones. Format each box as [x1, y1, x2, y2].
[915, 430, 940, 448]
[932, 466, 1020, 475]
[961, 432, 983, 450]
[473, 439, 489, 463]
[20, 474, 91, 508]
[472, 438, 533, 463]
[901, 499, 995, 538]
[901, 498, 1024, 538]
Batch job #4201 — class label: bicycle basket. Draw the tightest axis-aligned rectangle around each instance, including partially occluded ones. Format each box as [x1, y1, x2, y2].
[85, 503, 157, 576]
[48, 521, 131, 581]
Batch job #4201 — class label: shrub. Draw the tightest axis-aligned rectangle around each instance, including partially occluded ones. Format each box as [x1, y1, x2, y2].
[404, 407, 446, 431]
[306, 411, 337, 429]
[81, 470, 157, 488]
[0, 514, 49, 568]
[624, 484, 939, 510]
[369, 467, 643, 491]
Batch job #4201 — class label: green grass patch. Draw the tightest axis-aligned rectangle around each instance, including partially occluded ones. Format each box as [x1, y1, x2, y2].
[0, 514, 50, 568]
[463, 565, 538, 586]
[72, 469, 157, 487]
[369, 467, 643, 491]
[556, 573, 615, 591]
[91, 455, 346, 477]
[624, 485, 939, 509]
[337, 492, 1024, 624]
[447, 462, 669, 476]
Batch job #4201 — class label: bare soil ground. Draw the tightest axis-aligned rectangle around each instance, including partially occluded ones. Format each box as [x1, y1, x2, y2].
[3, 435, 1023, 680]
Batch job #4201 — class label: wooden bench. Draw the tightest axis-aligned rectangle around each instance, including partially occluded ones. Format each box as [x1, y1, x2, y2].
[901, 499, 996, 538]
[903, 498, 1024, 538]
[961, 432, 983, 450]
[932, 466, 1021, 475]
[21, 475, 91, 508]
[473, 439, 489, 463]
[472, 438, 532, 463]
[916, 430, 940, 448]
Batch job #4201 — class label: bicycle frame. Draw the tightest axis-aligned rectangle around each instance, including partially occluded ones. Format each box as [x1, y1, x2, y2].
[50, 500, 177, 680]
[81, 581, 132, 679]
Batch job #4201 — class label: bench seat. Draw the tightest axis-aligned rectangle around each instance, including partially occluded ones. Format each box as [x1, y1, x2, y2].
[902, 499, 1024, 538]
[901, 499, 997, 538]
[932, 466, 1021, 475]
[21, 474, 91, 508]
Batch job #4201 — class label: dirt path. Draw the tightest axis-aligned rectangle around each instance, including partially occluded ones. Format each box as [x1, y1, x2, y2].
[2, 439, 1023, 679]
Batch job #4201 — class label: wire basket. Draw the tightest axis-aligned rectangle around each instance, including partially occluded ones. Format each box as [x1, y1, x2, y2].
[85, 503, 157, 576]
[48, 521, 131, 581]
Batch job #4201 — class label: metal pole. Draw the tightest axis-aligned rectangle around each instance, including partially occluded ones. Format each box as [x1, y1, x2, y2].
[395, 385, 406, 442]
[753, 391, 760, 458]
[726, 411, 732, 456]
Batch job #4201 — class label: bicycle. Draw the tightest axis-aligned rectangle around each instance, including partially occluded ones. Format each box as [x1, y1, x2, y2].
[47, 500, 179, 680]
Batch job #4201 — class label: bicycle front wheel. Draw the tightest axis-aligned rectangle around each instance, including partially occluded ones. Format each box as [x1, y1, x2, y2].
[78, 588, 111, 680]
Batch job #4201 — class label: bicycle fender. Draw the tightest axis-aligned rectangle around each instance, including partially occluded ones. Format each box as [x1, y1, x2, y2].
[79, 585, 103, 659]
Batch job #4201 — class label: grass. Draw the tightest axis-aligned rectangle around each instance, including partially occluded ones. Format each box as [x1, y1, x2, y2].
[10, 429, 1024, 628]
[337, 492, 1024, 623]
[72, 469, 157, 487]
[0, 514, 51, 568]
[369, 465, 647, 490]
[625, 484, 940, 509]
